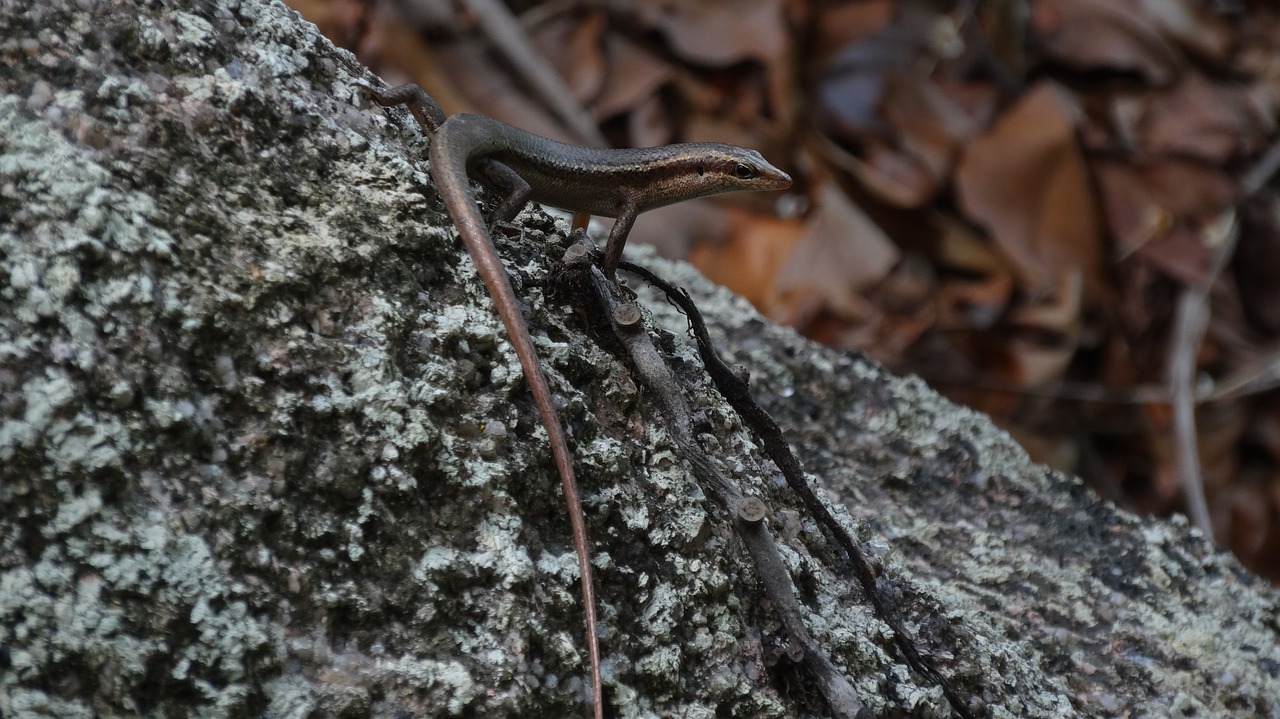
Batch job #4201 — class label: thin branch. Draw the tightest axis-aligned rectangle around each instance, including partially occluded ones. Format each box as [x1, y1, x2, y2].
[1208, 348, 1280, 401]
[1163, 129, 1280, 535]
[587, 266, 870, 719]
[461, 0, 607, 146]
[1166, 210, 1237, 536]
[1241, 135, 1280, 196]
[621, 260, 976, 719]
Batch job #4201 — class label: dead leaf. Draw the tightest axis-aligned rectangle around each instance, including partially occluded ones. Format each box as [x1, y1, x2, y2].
[1135, 0, 1233, 65]
[1131, 227, 1212, 286]
[1130, 74, 1269, 162]
[1219, 476, 1270, 556]
[592, 33, 675, 121]
[1094, 158, 1231, 287]
[848, 76, 982, 207]
[955, 82, 1102, 296]
[773, 182, 900, 318]
[933, 217, 1014, 331]
[1029, 0, 1186, 85]
[687, 210, 803, 312]
[626, 91, 677, 149]
[1196, 401, 1248, 492]
[1092, 159, 1171, 258]
[1005, 270, 1083, 387]
[852, 139, 938, 207]
[884, 77, 982, 179]
[642, 0, 789, 66]
[815, 3, 944, 139]
[1138, 158, 1236, 227]
[802, 251, 938, 362]
[531, 10, 609, 103]
[434, 42, 576, 141]
[829, 76, 987, 209]
[630, 200, 735, 261]
[809, 0, 896, 66]
[1234, 199, 1280, 334]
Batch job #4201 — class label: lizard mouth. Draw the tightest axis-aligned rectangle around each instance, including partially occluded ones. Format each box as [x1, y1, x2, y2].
[764, 168, 793, 190]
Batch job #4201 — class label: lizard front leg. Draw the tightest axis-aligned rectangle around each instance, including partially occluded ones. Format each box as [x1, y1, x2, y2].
[473, 160, 532, 227]
[600, 204, 637, 279]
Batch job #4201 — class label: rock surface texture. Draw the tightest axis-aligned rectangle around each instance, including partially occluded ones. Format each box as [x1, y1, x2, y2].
[1, 1, 1278, 718]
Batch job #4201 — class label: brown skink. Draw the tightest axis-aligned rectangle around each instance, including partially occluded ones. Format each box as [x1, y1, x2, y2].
[360, 81, 791, 719]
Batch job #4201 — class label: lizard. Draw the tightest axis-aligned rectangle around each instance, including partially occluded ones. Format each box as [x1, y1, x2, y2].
[358, 80, 791, 718]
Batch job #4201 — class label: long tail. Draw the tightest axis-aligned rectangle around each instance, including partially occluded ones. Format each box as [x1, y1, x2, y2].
[426, 104, 605, 719]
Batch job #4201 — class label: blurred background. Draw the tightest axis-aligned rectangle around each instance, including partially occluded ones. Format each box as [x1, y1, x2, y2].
[288, 0, 1280, 582]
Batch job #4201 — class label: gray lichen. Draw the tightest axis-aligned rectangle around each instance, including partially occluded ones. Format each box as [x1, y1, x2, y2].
[1, 1, 1278, 718]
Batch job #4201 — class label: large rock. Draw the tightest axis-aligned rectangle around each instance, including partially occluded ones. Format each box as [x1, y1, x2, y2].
[1, 1, 1276, 717]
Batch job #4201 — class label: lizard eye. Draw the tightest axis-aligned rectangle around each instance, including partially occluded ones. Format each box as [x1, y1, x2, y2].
[733, 163, 757, 180]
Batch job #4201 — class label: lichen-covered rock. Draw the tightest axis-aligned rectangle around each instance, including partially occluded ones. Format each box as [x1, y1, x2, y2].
[1, 1, 1277, 718]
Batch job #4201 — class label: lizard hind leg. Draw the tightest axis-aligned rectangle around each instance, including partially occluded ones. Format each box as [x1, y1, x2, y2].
[356, 81, 447, 134]
[474, 159, 532, 226]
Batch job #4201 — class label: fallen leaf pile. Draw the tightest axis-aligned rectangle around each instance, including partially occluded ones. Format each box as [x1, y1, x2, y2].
[293, 0, 1280, 582]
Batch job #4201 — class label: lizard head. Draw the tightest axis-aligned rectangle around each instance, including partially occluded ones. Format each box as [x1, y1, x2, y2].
[700, 146, 792, 194]
[634, 143, 791, 211]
